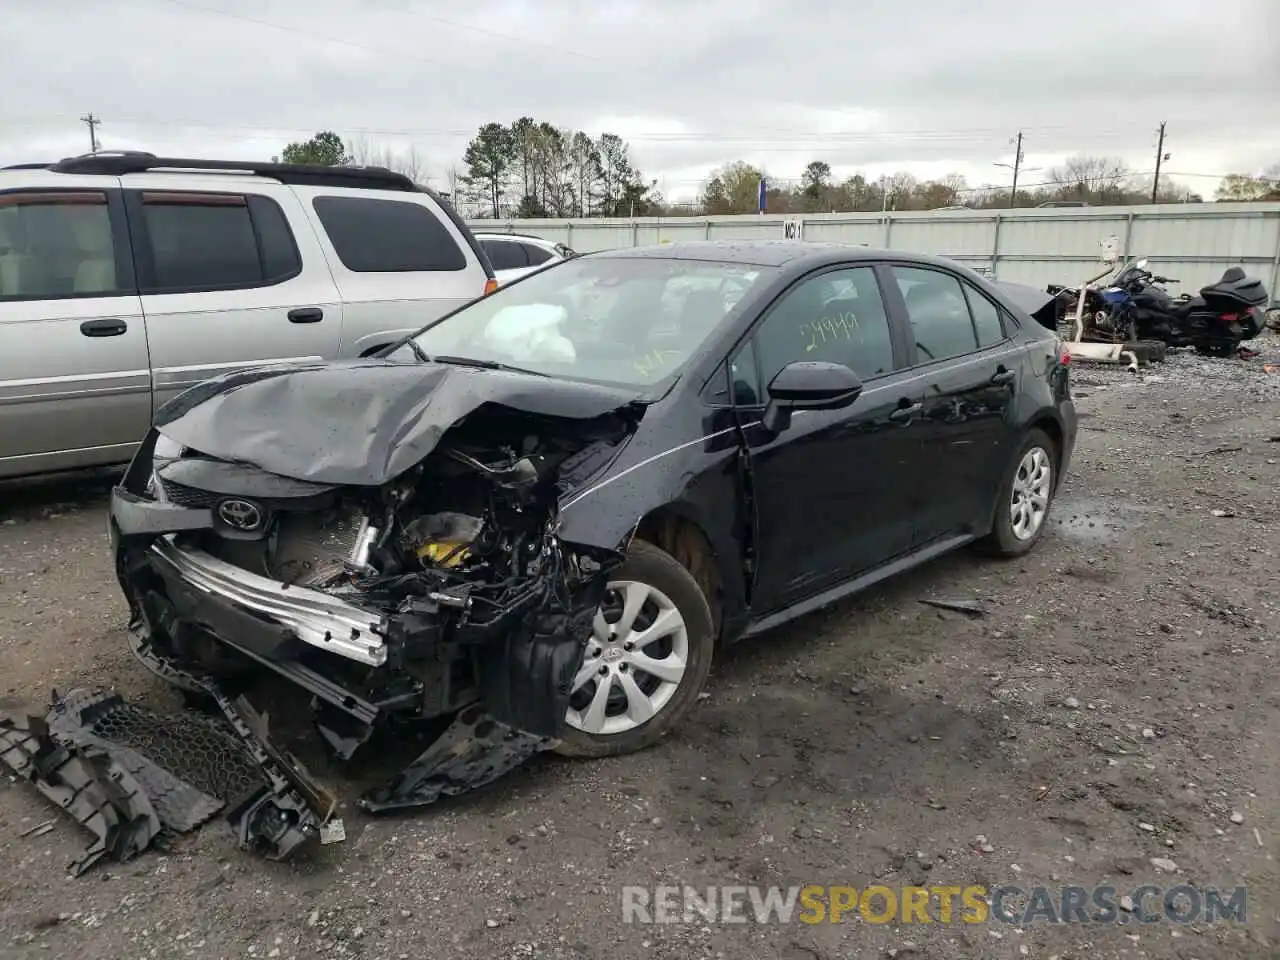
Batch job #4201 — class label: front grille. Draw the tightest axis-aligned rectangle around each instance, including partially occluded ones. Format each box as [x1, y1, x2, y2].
[160, 479, 219, 508]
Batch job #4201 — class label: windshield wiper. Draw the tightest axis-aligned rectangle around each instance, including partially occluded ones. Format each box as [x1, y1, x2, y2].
[428, 355, 550, 377]
[402, 339, 430, 363]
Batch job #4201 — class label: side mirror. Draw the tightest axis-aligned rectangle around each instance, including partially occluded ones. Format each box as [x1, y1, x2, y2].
[761, 361, 863, 433]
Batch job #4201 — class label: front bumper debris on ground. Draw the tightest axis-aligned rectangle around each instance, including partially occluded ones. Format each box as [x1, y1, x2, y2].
[0, 683, 345, 874]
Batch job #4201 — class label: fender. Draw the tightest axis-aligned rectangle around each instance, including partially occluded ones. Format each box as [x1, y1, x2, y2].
[556, 408, 751, 631]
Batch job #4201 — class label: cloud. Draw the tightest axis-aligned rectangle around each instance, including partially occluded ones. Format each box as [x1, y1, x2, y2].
[2, 0, 1277, 202]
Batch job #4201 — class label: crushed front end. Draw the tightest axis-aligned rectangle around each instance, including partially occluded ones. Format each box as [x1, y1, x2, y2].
[109, 401, 635, 852]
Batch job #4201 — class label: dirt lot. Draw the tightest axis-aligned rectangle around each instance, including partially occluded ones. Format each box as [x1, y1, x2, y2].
[2, 340, 1279, 960]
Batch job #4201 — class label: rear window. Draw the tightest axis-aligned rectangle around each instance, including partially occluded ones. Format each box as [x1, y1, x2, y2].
[139, 192, 301, 293]
[481, 239, 527, 271]
[522, 243, 553, 265]
[313, 196, 467, 273]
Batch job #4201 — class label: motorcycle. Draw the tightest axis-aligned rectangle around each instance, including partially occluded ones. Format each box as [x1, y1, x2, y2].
[1049, 257, 1270, 357]
[1175, 266, 1270, 356]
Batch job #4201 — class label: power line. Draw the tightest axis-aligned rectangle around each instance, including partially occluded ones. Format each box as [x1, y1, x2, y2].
[147, 0, 490, 113]
[357, 0, 602, 61]
[0, 111, 1219, 147]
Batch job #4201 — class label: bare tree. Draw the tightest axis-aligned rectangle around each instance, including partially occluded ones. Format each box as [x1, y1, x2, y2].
[1046, 155, 1131, 200]
[345, 136, 430, 186]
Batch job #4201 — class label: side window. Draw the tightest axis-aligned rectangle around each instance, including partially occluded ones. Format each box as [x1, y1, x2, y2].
[138, 192, 300, 292]
[893, 266, 980, 363]
[481, 240, 527, 271]
[729, 338, 761, 405]
[313, 196, 467, 272]
[754, 266, 895, 387]
[522, 243, 553, 265]
[962, 283, 1007, 347]
[0, 191, 120, 300]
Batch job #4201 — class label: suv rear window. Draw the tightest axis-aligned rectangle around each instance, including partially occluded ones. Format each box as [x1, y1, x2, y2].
[138, 192, 301, 293]
[313, 196, 467, 272]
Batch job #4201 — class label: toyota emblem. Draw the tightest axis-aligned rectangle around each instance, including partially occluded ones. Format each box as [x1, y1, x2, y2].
[217, 498, 263, 531]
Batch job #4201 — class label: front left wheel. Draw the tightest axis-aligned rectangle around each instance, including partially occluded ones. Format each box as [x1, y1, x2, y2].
[552, 540, 714, 759]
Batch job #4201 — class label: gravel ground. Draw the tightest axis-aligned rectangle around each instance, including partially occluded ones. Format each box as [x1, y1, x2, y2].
[1, 336, 1279, 960]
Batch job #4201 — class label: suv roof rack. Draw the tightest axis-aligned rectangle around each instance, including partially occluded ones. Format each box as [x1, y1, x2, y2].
[44, 151, 418, 192]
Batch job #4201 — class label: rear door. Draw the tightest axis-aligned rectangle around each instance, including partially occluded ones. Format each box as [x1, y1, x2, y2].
[123, 179, 343, 413]
[884, 263, 1023, 544]
[295, 188, 491, 355]
[0, 181, 151, 478]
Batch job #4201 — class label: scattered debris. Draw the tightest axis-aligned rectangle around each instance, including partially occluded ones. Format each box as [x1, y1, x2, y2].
[1230, 811, 1245, 824]
[1138, 822, 1155, 832]
[919, 598, 986, 617]
[1209, 508, 1235, 518]
[17, 819, 55, 838]
[0, 711, 163, 876]
[0, 685, 344, 874]
[1150, 857, 1178, 873]
[1064, 696, 1081, 710]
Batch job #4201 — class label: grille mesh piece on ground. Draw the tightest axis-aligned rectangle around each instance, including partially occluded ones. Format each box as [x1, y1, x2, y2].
[49, 689, 267, 806]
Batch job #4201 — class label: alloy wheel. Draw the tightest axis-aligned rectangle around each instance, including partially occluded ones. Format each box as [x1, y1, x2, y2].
[1010, 446, 1053, 541]
[565, 580, 689, 737]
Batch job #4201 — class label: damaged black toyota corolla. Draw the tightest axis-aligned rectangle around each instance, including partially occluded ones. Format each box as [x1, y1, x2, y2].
[109, 241, 1076, 855]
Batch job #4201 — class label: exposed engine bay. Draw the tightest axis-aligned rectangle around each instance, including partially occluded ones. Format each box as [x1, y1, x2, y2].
[70, 386, 644, 866]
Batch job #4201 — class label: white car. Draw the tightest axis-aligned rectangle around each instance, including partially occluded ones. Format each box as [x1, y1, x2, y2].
[474, 233, 575, 285]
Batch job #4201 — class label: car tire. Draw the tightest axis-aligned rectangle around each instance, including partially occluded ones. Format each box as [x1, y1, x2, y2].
[977, 428, 1059, 558]
[551, 540, 714, 759]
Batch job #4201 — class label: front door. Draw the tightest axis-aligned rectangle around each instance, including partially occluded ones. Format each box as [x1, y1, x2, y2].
[886, 264, 1022, 543]
[731, 265, 925, 614]
[0, 184, 151, 478]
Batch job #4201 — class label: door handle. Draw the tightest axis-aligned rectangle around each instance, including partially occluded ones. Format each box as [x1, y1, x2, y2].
[80, 318, 127, 338]
[888, 401, 923, 424]
[990, 367, 1017, 386]
[288, 307, 324, 324]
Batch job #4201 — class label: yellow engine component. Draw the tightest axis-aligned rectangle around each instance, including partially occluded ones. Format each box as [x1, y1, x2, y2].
[416, 540, 471, 568]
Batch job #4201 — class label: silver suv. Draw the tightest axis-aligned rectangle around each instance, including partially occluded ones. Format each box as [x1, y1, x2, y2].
[0, 151, 496, 479]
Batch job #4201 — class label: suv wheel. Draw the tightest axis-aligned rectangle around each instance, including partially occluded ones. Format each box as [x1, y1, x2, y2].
[979, 428, 1058, 557]
[553, 540, 714, 758]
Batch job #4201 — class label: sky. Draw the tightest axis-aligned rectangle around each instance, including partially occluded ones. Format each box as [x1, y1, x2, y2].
[2, 0, 1279, 206]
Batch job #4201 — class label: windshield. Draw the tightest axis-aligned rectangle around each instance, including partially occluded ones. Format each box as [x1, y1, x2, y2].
[408, 256, 771, 387]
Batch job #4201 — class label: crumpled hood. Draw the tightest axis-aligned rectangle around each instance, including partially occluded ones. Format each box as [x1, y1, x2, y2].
[153, 358, 646, 486]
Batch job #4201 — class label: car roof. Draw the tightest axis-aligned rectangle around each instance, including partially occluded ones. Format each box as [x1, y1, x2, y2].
[589, 239, 977, 273]
[474, 233, 558, 245]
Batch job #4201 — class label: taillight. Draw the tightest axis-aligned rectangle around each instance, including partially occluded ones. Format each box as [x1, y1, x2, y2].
[483, 278, 499, 296]
[1220, 312, 1238, 324]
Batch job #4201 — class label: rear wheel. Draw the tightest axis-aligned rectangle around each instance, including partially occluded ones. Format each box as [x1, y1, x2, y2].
[552, 540, 714, 759]
[978, 428, 1058, 558]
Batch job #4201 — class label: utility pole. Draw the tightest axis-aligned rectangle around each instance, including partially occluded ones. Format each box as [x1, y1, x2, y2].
[1008, 131, 1023, 209]
[1151, 121, 1168, 203]
[80, 113, 101, 153]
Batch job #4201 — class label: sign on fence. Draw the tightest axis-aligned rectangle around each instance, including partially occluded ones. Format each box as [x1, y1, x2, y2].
[782, 218, 804, 241]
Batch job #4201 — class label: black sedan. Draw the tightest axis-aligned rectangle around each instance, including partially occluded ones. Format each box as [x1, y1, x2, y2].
[109, 240, 1075, 825]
